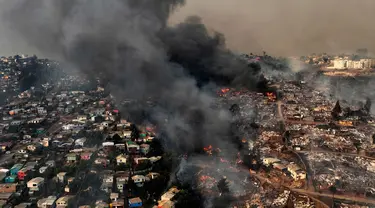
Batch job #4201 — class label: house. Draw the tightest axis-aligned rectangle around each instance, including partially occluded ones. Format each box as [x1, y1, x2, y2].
[262, 157, 281, 166]
[102, 142, 115, 153]
[116, 154, 127, 165]
[110, 192, 119, 202]
[134, 157, 148, 165]
[62, 123, 85, 131]
[287, 164, 306, 181]
[94, 158, 110, 167]
[149, 156, 162, 163]
[56, 195, 74, 208]
[126, 141, 139, 153]
[27, 118, 45, 124]
[10, 164, 24, 175]
[18, 167, 33, 181]
[66, 153, 78, 163]
[4, 176, 16, 183]
[100, 121, 110, 129]
[0, 193, 14, 204]
[131, 175, 146, 187]
[112, 201, 124, 208]
[140, 144, 150, 155]
[76, 115, 87, 121]
[80, 152, 93, 161]
[161, 187, 179, 201]
[95, 201, 109, 208]
[37, 196, 57, 208]
[17, 162, 37, 181]
[17, 149, 27, 154]
[0, 183, 17, 193]
[103, 175, 114, 184]
[146, 172, 160, 180]
[15, 203, 32, 208]
[27, 143, 42, 152]
[101, 175, 114, 193]
[0, 142, 13, 152]
[115, 144, 126, 151]
[0, 172, 6, 182]
[57, 172, 67, 183]
[75, 138, 87, 147]
[129, 197, 142, 208]
[116, 171, 130, 192]
[39, 166, 50, 174]
[27, 177, 44, 193]
[156, 200, 176, 208]
[123, 131, 132, 138]
[45, 160, 55, 168]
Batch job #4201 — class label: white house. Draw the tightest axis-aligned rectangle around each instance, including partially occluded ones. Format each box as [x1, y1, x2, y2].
[134, 157, 148, 165]
[56, 195, 74, 208]
[287, 164, 306, 181]
[123, 131, 132, 138]
[46, 160, 55, 168]
[27, 177, 45, 192]
[262, 157, 281, 166]
[75, 138, 87, 147]
[37, 196, 57, 208]
[39, 166, 49, 174]
[103, 175, 114, 184]
[132, 175, 146, 186]
[116, 154, 127, 165]
[76, 115, 87, 121]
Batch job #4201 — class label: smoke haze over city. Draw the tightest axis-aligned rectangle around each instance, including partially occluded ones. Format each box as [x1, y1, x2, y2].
[1, 0, 375, 56]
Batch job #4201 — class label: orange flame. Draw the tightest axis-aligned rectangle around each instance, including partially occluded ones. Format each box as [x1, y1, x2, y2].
[339, 120, 353, 126]
[221, 88, 230, 93]
[203, 145, 212, 151]
[266, 92, 276, 101]
[203, 145, 213, 155]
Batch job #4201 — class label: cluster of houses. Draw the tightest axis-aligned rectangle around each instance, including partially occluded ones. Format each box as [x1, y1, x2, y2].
[0, 65, 178, 208]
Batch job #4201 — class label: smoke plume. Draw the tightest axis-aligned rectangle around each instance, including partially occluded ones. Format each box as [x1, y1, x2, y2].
[0, 0, 264, 202]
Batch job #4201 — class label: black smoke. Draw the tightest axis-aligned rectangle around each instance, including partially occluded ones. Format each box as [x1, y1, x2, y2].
[0, 0, 267, 151]
[0, 1, 268, 205]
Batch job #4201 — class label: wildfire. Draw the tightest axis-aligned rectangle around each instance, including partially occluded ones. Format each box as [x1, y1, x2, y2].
[200, 175, 214, 181]
[339, 120, 353, 126]
[203, 145, 213, 155]
[265, 92, 277, 101]
[221, 88, 230, 93]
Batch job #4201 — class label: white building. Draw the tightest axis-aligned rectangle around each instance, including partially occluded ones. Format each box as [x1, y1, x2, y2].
[116, 154, 127, 165]
[37, 196, 57, 208]
[332, 58, 374, 69]
[27, 177, 45, 192]
[333, 59, 346, 69]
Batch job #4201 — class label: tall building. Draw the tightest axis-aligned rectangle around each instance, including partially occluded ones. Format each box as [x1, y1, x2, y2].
[333, 59, 346, 69]
[332, 58, 374, 69]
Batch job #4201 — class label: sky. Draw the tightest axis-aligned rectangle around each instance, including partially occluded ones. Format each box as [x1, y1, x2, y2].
[0, 0, 375, 57]
[169, 0, 375, 56]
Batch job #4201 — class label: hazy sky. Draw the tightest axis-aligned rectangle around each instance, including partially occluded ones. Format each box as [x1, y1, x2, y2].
[0, 0, 374, 57]
[169, 0, 375, 56]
